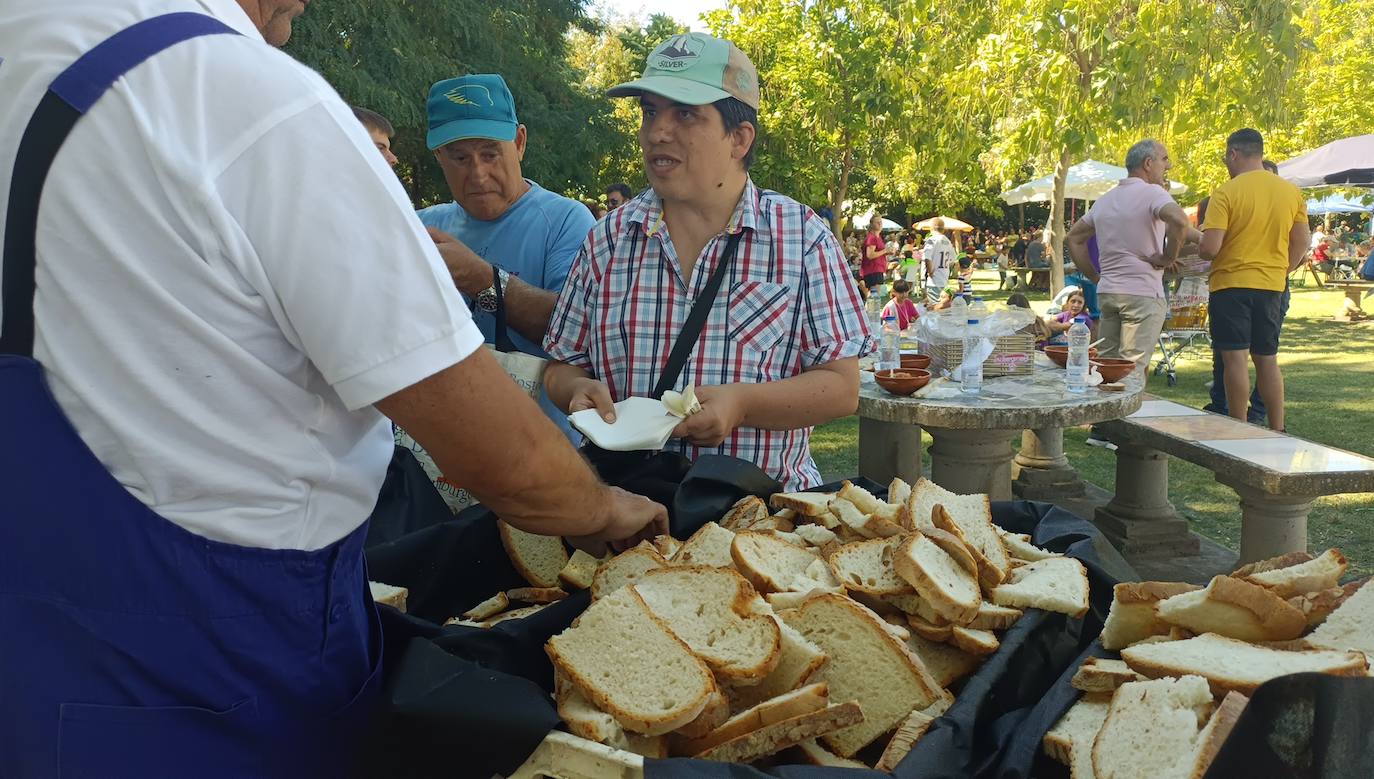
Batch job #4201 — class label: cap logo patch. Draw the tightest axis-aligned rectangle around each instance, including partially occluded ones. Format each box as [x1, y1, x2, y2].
[653, 35, 702, 70]
[445, 84, 494, 107]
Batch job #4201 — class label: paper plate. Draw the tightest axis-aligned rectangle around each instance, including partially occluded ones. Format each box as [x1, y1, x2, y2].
[568, 397, 681, 452]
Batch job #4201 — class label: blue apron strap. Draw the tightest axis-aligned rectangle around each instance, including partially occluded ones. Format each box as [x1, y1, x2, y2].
[0, 12, 239, 357]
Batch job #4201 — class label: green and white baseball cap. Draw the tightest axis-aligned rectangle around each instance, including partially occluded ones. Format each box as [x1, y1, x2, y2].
[607, 33, 760, 109]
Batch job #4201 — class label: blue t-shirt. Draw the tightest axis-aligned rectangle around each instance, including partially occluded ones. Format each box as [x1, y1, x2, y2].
[418, 180, 595, 440]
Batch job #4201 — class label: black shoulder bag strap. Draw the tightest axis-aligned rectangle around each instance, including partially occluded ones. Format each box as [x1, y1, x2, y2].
[649, 231, 744, 399]
[490, 265, 517, 353]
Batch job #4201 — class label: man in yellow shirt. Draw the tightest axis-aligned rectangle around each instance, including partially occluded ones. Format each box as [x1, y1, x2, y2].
[1199, 129, 1309, 432]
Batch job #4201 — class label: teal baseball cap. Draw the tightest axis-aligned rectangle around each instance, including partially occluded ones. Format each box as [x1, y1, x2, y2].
[425, 74, 519, 150]
[607, 33, 760, 109]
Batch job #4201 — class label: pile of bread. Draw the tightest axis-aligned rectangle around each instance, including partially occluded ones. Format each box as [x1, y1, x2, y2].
[1045, 549, 1372, 779]
[428, 478, 1090, 770]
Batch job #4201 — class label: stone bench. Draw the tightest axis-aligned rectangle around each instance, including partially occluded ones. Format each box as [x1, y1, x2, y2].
[1094, 396, 1374, 564]
[1332, 280, 1374, 322]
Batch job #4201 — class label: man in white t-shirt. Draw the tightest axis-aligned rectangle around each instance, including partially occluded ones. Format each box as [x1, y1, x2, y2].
[922, 219, 956, 306]
[0, 1, 665, 773]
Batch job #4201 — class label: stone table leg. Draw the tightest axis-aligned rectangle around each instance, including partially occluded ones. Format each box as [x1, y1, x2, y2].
[1221, 480, 1312, 563]
[1094, 442, 1199, 557]
[1012, 427, 1086, 500]
[858, 417, 922, 487]
[925, 427, 1017, 500]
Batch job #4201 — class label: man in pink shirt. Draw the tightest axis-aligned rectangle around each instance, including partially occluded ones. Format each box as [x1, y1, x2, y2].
[1066, 139, 1199, 378]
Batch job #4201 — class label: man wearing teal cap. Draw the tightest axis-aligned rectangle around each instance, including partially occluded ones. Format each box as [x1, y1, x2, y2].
[543, 34, 873, 489]
[418, 73, 594, 442]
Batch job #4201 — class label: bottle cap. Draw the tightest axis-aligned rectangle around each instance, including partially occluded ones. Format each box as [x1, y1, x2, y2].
[967, 319, 979, 325]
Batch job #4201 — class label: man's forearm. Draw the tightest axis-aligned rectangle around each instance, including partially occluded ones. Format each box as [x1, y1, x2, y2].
[731, 359, 859, 430]
[1065, 235, 1096, 279]
[501, 276, 557, 344]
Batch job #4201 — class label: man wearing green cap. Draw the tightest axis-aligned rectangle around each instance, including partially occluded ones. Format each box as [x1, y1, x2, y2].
[418, 74, 594, 440]
[543, 33, 873, 489]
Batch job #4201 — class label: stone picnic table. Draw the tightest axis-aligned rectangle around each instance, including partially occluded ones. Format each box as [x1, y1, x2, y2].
[857, 363, 1144, 500]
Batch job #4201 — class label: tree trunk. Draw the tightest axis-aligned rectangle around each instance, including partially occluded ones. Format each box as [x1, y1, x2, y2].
[1047, 146, 1071, 293]
[829, 139, 854, 237]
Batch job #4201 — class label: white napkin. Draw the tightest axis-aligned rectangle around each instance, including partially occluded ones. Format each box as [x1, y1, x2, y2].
[569, 386, 702, 451]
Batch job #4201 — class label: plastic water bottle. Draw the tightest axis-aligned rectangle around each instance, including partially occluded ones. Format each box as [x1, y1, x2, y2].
[971, 296, 988, 320]
[1066, 315, 1091, 393]
[878, 315, 900, 372]
[961, 318, 982, 394]
[951, 294, 968, 319]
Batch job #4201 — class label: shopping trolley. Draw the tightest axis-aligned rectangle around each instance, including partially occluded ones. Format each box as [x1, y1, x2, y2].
[1153, 259, 1211, 386]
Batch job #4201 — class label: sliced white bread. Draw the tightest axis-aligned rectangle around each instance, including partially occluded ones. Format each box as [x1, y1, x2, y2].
[498, 521, 569, 588]
[1230, 550, 1313, 579]
[905, 633, 981, 687]
[1289, 578, 1367, 628]
[875, 692, 954, 772]
[997, 527, 1062, 562]
[1241, 548, 1347, 598]
[481, 603, 550, 626]
[906, 613, 955, 642]
[673, 687, 730, 739]
[794, 524, 839, 547]
[837, 480, 884, 514]
[884, 593, 946, 625]
[782, 594, 943, 757]
[692, 701, 865, 763]
[672, 522, 737, 569]
[880, 614, 912, 642]
[968, 602, 1023, 631]
[559, 549, 602, 591]
[1100, 581, 1201, 650]
[921, 527, 980, 577]
[1184, 690, 1248, 779]
[651, 535, 682, 560]
[888, 477, 913, 507]
[769, 491, 834, 517]
[633, 566, 782, 681]
[795, 739, 870, 768]
[677, 682, 829, 756]
[1155, 575, 1307, 642]
[949, 626, 1000, 656]
[931, 504, 1010, 590]
[766, 588, 841, 612]
[990, 556, 1090, 618]
[746, 515, 796, 533]
[1043, 692, 1111, 770]
[869, 501, 911, 536]
[1090, 675, 1215, 779]
[1071, 658, 1145, 694]
[732, 531, 838, 594]
[912, 482, 1008, 584]
[1121, 632, 1369, 696]
[827, 537, 914, 596]
[726, 617, 830, 711]
[894, 532, 981, 625]
[555, 671, 627, 745]
[1303, 577, 1374, 657]
[720, 495, 770, 531]
[829, 497, 879, 540]
[546, 587, 718, 736]
[368, 581, 409, 613]
[590, 544, 668, 601]
[461, 592, 510, 621]
[506, 587, 568, 604]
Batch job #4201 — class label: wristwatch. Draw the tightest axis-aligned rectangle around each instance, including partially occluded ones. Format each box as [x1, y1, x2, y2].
[475, 267, 510, 313]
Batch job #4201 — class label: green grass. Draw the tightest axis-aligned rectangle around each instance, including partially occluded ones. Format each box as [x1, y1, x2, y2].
[813, 270, 1374, 579]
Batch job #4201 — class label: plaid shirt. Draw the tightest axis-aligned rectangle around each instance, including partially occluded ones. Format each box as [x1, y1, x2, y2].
[545, 180, 873, 489]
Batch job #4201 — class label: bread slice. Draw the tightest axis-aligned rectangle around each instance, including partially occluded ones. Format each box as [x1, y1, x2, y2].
[968, 602, 1023, 631]
[555, 671, 626, 745]
[883, 593, 944, 624]
[726, 617, 830, 710]
[894, 533, 981, 625]
[828, 497, 878, 540]
[1071, 658, 1145, 694]
[911, 481, 1008, 584]
[720, 495, 770, 531]
[838, 480, 884, 514]
[651, 535, 682, 560]
[1090, 675, 1215, 779]
[889, 477, 913, 507]
[949, 626, 1000, 656]
[1121, 632, 1369, 696]
[693, 701, 865, 763]
[990, 556, 1090, 618]
[875, 692, 954, 772]
[559, 549, 602, 591]
[765, 588, 842, 611]
[1044, 693, 1111, 770]
[507, 587, 568, 604]
[1155, 575, 1307, 642]
[827, 537, 914, 596]
[732, 531, 838, 594]
[498, 521, 569, 588]
[997, 527, 1062, 562]
[906, 613, 954, 642]
[782, 594, 943, 757]
[904, 633, 981, 687]
[547, 587, 717, 736]
[1230, 550, 1313, 579]
[482, 603, 549, 626]
[1185, 690, 1248, 779]
[1303, 578, 1374, 657]
[921, 527, 979, 576]
[672, 522, 737, 569]
[1100, 581, 1201, 650]
[794, 524, 838, 547]
[461, 592, 509, 621]
[931, 504, 1010, 590]
[1241, 548, 1347, 598]
[795, 739, 870, 768]
[590, 544, 668, 601]
[673, 687, 729, 739]
[1289, 578, 1367, 628]
[368, 581, 409, 613]
[769, 491, 834, 517]
[678, 682, 829, 755]
[633, 566, 782, 681]
[869, 501, 910, 535]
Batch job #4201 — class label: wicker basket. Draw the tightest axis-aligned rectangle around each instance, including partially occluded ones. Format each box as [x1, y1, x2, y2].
[921, 330, 1036, 377]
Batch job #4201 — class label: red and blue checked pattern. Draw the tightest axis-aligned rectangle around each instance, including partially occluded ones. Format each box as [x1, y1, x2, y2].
[545, 180, 874, 488]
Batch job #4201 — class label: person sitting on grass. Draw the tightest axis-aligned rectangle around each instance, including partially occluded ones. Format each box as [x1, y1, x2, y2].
[881, 279, 921, 330]
[1007, 292, 1053, 347]
[932, 286, 959, 311]
[1045, 289, 1087, 345]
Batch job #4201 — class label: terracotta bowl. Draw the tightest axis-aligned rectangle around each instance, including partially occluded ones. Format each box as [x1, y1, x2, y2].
[875, 368, 931, 396]
[1044, 345, 1099, 368]
[900, 353, 932, 370]
[1092, 358, 1136, 383]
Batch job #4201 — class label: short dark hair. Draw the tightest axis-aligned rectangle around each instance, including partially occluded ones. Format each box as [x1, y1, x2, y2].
[1197, 196, 1210, 224]
[892, 279, 911, 294]
[1006, 293, 1031, 309]
[1262, 159, 1278, 174]
[351, 106, 394, 137]
[713, 97, 758, 170]
[1226, 128, 1264, 158]
[605, 182, 632, 199]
